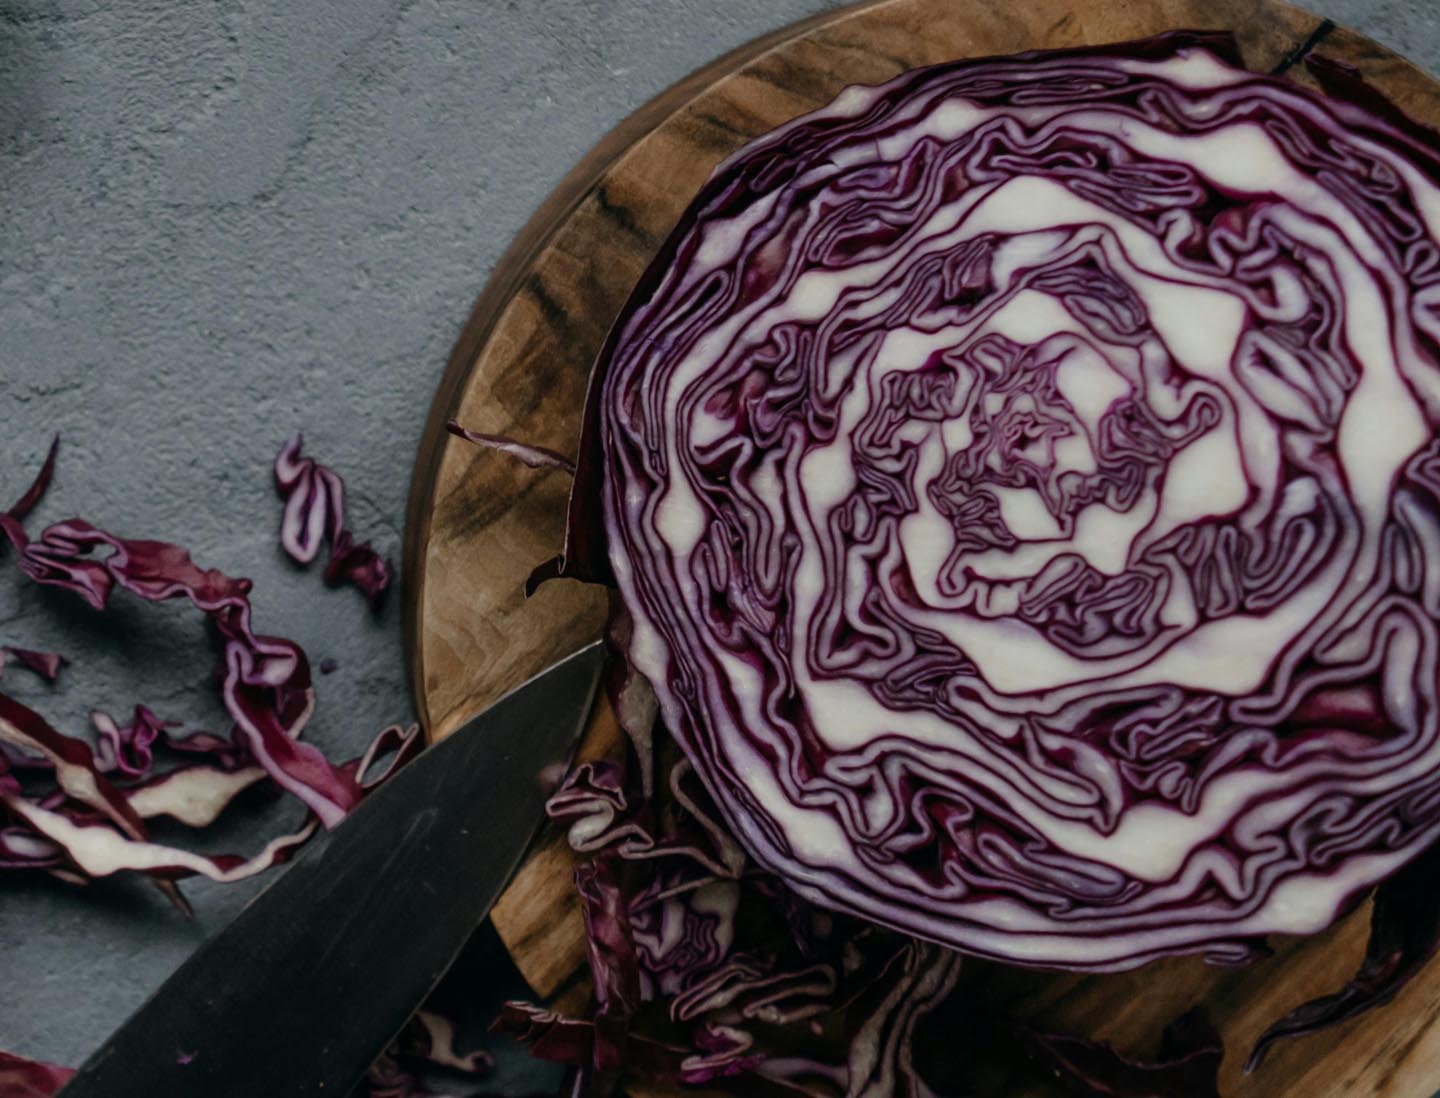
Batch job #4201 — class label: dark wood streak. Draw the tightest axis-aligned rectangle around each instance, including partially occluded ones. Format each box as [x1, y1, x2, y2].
[691, 108, 750, 140]
[522, 270, 572, 335]
[1271, 17, 1337, 75]
[676, 113, 757, 158]
[593, 184, 651, 245]
[1359, 997, 1435, 1074]
[807, 25, 914, 77]
[743, 50, 847, 106]
[438, 456, 565, 544]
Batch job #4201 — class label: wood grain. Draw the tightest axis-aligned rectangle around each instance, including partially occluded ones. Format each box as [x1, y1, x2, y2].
[403, 1, 1440, 1093]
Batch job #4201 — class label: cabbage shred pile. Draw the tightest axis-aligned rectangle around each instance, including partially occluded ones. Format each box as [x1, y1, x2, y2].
[0, 439, 486, 1098]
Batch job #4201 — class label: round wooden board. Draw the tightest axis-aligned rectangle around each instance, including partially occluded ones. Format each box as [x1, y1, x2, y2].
[403, 2, 1440, 1094]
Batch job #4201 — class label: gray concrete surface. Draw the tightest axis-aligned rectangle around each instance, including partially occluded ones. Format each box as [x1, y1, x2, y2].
[1, 0, 1437, 1090]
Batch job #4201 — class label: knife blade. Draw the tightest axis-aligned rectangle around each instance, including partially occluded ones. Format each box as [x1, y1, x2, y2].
[58, 641, 605, 1098]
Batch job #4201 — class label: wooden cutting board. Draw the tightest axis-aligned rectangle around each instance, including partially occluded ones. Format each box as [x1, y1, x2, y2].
[402, 1, 1440, 1094]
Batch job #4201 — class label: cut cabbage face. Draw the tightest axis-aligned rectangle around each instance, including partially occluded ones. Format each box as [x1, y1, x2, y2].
[588, 33, 1440, 971]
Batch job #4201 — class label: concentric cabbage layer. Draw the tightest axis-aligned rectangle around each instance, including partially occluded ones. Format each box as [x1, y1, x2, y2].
[599, 37, 1440, 968]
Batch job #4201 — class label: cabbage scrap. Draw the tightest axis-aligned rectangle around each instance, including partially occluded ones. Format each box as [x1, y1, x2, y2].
[275, 433, 393, 609]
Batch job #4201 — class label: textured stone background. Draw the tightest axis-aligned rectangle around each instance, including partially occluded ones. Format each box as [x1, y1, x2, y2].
[1, 0, 1437, 1089]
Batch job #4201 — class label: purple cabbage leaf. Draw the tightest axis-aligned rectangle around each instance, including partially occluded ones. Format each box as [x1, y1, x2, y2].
[274, 433, 393, 610]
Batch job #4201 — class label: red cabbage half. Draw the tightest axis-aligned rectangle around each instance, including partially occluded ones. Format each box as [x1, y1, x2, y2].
[567, 30, 1440, 975]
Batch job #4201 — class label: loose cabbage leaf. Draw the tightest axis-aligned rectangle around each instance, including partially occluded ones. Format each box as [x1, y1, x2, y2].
[0, 1051, 73, 1098]
[0, 442, 418, 904]
[1246, 839, 1440, 1069]
[446, 421, 577, 475]
[1021, 1008, 1223, 1098]
[274, 433, 393, 609]
[0, 648, 66, 683]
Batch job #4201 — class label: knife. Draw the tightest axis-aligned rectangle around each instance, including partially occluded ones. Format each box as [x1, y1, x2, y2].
[58, 641, 605, 1098]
